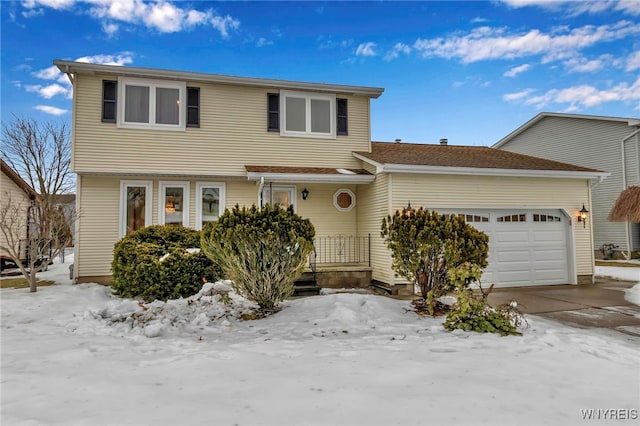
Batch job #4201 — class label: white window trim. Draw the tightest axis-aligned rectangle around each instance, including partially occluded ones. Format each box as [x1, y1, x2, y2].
[159, 181, 190, 227]
[261, 185, 297, 211]
[195, 182, 226, 230]
[117, 76, 186, 131]
[333, 188, 356, 212]
[119, 180, 153, 238]
[280, 90, 336, 139]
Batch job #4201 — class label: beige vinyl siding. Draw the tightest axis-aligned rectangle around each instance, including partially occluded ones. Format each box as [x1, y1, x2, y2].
[357, 173, 392, 284]
[75, 175, 120, 277]
[0, 171, 31, 257]
[498, 116, 638, 251]
[75, 175, 361, 280]
[73, 74, 370, 176]
[388, 173, 594, 279]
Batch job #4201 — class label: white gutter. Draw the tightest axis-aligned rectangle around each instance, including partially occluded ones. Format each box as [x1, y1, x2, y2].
[353, 153, 610, 180]
[246, 172, 375, 184]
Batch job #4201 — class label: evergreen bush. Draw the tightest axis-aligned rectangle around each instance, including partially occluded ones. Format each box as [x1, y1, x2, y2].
[201, 204, 315, 310]
[381, 207, 489, 315]
[443, 263, 523, 336]
[112, 225, 221, 302]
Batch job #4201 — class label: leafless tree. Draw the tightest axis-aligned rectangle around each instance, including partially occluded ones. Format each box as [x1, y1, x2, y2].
[1, 116, 75, 292]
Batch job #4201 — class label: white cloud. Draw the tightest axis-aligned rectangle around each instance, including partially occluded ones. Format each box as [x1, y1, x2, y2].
[102, 22, 119, 36]
[26, 83, 70, 99]
[412, 21, 640, 64]
[74, 53, 133, 66]
[383, 43, 411, 61]
[501, 0, 640, 16]
[256, 37, 273, 48]
[470, 17, 489, 24]
[210, 15, 240, 38]
[503, 88, 535, 102]
[355, 42, 377, 57]
[32, 65, 61, 80]
[21, 0, 240, 38]
[626, 51, 640, 71]
[21, 0, 75, 10]
[504, 77, 640, 110]
[504, 64, 531, 77]
[34, 105, 69, 115]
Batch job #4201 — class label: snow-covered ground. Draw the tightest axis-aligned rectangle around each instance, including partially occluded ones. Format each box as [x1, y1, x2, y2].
[2, 257, 639, 426]
[596, 263, 640, 282]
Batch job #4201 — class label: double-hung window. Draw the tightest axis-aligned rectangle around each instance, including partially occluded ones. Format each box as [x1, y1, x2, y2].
[280, 90, 335, 138]
[159, 181, 190, 226]
[261, 185, 296, 211]
[120, 180, 153, 237]
[195, 182, 225, 230]
[117, 77, 187, 131]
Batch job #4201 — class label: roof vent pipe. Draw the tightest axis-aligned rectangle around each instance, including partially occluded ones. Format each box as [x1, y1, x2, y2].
[440, 138, 448, 145]
[394, 138, 402, 143]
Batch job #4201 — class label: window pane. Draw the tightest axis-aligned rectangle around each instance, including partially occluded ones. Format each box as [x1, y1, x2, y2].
[285, 97, 306, 132]
[311, 99, 331, 133]
[156, 87, 180, 125]
[126, 186, 146, 234]
[200, 187, 220, 226]
[125, 85, 150, 123]
[164, 187, 184, 225]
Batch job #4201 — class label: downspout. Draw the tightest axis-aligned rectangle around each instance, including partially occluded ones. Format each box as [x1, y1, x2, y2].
[258, 177, 264, 210]
[621, 127, 640, 259]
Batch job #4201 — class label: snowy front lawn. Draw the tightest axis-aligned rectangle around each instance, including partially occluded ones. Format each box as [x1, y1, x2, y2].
[1, 258, 639, 426]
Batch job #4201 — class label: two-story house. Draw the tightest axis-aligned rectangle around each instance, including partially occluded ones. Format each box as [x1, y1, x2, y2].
[56, 60, 607, 294]
[493, 113, 640, 259]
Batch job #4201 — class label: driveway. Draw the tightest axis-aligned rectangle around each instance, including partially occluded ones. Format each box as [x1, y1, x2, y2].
[487, 279, 640, 337]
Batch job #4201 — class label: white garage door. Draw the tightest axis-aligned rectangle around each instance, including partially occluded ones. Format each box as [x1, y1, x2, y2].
[438, 209, 570, 288]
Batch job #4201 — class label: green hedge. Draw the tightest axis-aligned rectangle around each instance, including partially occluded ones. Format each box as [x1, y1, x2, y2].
[112, 225, 222, 302]
[201, 204, 315, 309]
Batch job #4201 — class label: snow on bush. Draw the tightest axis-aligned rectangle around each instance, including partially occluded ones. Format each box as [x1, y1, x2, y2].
[88, 280, 258, 338]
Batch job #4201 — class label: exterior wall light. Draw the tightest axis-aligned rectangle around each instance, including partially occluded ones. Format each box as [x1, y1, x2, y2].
[577, 204, 589, 228]
[404, 201, 415, 217]
[301, 188, 309, 200]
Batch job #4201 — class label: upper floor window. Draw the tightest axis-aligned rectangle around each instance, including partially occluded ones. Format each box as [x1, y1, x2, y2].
[267, 92, 347, 137]
[103, 78, 199, 130]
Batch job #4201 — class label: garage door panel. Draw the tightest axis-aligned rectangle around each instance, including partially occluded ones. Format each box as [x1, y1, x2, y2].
[437, 209, 571, 288]
[496, 250, 529, 262]
[494, 231, 529, 242]
[533, 249, 566, 261]
[533, 230, 565, 242]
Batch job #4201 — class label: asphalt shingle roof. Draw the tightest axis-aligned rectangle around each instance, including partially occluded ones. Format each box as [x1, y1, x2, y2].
[355, 142, 602, 173]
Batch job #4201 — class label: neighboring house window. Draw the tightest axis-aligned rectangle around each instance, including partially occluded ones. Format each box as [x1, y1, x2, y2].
[337, 98, 348, 135]
[267, 93, 279, 131]
[159, 181, 190, 227]
[195, 182, 225, 230]
[533, 214, 561, 222]
[333, 189, 355, 212]
[261, 185, 296, 210]
[102, 80, 117, 123]
[120, 181, 152, 237]
[117, 76, 187, 130]
[187, 87, 200, 128]
[497, 214, 527, 222]
[280, 90, 336, 138]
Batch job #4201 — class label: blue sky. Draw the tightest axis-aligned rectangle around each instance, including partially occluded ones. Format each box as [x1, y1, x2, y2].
[1, 0, 639, 146]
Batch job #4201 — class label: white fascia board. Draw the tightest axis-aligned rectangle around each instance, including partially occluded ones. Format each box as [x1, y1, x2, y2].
[53, 60, 384, 98]
[246, 172, 375, 184]
[352, 152, 385, 173]
[378, 163, 610, 180]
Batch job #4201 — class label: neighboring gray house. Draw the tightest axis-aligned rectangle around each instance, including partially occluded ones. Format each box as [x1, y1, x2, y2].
[493, 112, 640, 258]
